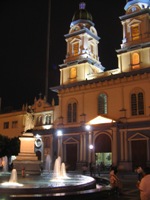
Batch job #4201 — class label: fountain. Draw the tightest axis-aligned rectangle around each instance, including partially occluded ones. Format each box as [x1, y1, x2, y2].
[0, 124, 110, 199]
[53, 156, 68, 179]
[44, 153, 51, 173]
[0, 157, 102, 199]
[1, 169, 23, 187]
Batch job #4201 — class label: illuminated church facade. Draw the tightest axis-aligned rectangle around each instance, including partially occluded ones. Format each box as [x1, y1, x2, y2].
[50, 0, 150, 171]
[1, 0, 150, 171]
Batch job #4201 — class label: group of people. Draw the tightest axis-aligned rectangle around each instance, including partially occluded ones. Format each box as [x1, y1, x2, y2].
[109, 165, 150, 199]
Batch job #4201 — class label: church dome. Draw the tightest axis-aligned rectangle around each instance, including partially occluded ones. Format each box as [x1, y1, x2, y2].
[72, 2, 93, 22]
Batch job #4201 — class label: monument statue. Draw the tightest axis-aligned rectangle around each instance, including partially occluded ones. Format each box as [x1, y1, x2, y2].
[24, 106, 34, 132]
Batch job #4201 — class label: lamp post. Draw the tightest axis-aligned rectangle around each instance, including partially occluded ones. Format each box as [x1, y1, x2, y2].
[89, 144, 94, 163]
[85, 125, 93, 163]
[57, 130, 63, 157]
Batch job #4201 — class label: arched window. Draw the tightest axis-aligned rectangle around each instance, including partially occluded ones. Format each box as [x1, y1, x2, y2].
[70, 67, 77, 79]
[67, 99, 77, 123]
[98, 93, 107, 114]
[131, 52, 140, 69]
[36, 116, 42, 126]
[46, 115, 51, 124]
[131, 89, 144, 116]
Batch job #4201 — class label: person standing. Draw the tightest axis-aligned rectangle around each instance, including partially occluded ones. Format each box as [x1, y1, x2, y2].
[138, 167, 150, 200]
[109, 166, 123, 195]
[89, 162, 94, 176]
[135, 166, 144, 182]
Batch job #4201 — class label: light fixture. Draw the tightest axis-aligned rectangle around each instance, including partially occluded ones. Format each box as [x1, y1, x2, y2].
[89, 144, 93, 150]
[85, 124, 91, 131]
[57, 130, 63, 137]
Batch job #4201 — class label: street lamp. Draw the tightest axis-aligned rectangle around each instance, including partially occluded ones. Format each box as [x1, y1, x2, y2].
[57, 130, 63, 137]
[85, 124, 91, 131]
[89, 144, 94, 162]
[57, 129, 63, 157]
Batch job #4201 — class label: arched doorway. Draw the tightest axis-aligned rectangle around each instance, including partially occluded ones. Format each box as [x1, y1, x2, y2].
[95, 133, 112, 170]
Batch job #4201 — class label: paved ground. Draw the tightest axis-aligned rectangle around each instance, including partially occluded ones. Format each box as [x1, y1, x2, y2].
[97, 172, 141, 200]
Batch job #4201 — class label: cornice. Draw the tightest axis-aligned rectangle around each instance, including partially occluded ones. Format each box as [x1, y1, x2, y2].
[119, 8, 150, 21]
[50, 67, 150, 93]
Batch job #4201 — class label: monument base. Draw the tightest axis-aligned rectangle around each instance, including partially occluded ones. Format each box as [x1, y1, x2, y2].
[13, 160, 41, 175]
[15, 152, 38, 160]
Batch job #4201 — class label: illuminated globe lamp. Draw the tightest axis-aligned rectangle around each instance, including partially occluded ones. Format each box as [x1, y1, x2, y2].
[85, 124, 91, 131]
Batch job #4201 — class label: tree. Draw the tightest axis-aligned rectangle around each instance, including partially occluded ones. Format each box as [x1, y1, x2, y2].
[0, 134, 20, 158]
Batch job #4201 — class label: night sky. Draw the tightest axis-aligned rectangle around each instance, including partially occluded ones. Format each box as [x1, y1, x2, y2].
[0, 0, 126, 110]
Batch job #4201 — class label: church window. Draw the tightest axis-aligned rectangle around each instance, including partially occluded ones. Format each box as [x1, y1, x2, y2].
[131, 89, 144, 116]
[98, 93, 107, 114]
[91, 44, 94, 54]
[4, 122, 9, 129]
[43, 115, 51, 125]
[131, 52, 140, 69]
[46, 115, 51, 124]
[36, 116, 42, 126]
[12, 121, 18, 128]
[67, 100, 77, 123]
[73, 42, 79, 56]
[70, 67, 77, 79]
[131, 24, 140, 40]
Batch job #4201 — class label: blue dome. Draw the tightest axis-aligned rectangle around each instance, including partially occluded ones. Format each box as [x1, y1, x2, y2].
[125, 0, 150, 10]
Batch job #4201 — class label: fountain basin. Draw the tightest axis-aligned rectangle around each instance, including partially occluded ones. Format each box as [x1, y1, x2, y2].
[0, 173, 96, 195]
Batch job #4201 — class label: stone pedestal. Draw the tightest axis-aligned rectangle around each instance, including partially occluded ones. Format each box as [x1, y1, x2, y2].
[13, 133, 41, 175]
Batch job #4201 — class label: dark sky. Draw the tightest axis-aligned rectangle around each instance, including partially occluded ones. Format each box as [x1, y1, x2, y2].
[0, 0, 126, 110]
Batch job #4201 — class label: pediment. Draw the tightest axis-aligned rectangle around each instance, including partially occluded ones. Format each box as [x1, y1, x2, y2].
[128, 132, 149, 141]
[70, 38, 81, 44]
[64, 137, 78, 144]
[128, 18, 141, 26]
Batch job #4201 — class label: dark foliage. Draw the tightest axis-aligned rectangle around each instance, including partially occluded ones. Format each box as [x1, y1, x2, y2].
[0, 134, 20, 158]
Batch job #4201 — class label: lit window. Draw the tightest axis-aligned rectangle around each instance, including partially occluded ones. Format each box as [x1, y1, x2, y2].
[131, 89, 144, 116]
[98, 93, 107, 114]
[70, 67, 77, 79]
[73, 43, 79, 56]
[131, 52, 140, 69]
[36, 116, 42, 126]
[46, 115, 51, 124]
[131, 24, 140, 40]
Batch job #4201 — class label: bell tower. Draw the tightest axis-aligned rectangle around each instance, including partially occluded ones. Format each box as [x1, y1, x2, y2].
[59, 2, 104, 86]
[117, 0, 150, 72]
